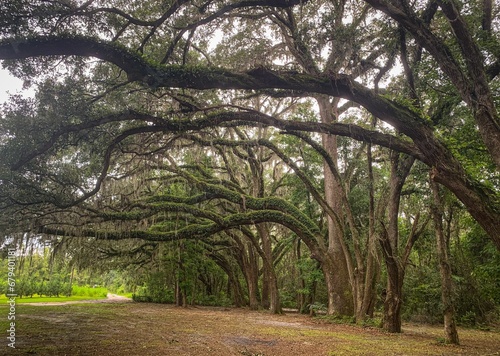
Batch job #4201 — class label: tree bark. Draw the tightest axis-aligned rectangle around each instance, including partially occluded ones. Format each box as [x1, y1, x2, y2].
[318, 96, 354, 316]
[430, 178, 460, 345]
[383, 263, 403, 333]
[257, 223, 282, 314]
[210, 252, 245, 307]
[380, 152, 415, 332]
[360, 142, 380, 320]
[320, 254, 352, 316]
[240, 241, 261, 310]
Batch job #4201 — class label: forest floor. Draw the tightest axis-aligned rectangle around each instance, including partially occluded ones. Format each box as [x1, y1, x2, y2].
[0, 298, 499, 356]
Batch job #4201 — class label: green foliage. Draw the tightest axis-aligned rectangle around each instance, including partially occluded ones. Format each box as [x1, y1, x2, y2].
[402, 281, 442, 324]
[129, 240, 234, 307]
[0, 239, 109, 300]
[197, 293, 232, 307]
[402, 215, 500, 326]
[309, 302, 327, 315]
[452, 220, 500, 325]
[296, 258, 324, 293]
[71, 285, 108, 298]
[134, 271, 174, 304]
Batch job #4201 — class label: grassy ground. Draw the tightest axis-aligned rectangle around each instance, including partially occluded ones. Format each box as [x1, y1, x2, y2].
[0, 295, 107, 304]
[0, 302, 498, 355]
[114, 292, 134, 298]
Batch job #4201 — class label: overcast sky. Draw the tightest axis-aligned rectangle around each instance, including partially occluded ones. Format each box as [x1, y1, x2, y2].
[0, 68, 25, 104]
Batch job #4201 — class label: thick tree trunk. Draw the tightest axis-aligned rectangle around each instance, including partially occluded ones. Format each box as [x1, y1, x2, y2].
[380, 153, 415, 332]
[383, 284, 402, 333]
[245, 244, 261, 310]
[318, 96, 354, 316]
[359, 143, 380, 320]
[231, 234, 261, 310]
[380, 230, 404, 333]
[260, 260, 281, 314]
[358, 245, 379, 321]
[261, 275, 270, 309]
[176, 243, 187, 307]
[296, 240, 306, 312]
[211, 252, 245, 308]
[321, 253, 353, 315]
[265, 267, 281, 314]
[324, 237, 353, 315]
[257, 224, 281, 313]
[228, 273, 245, 308]
[430, 179, 460, 345]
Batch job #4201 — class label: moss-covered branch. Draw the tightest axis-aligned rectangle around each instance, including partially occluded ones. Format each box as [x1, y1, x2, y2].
[40, 209, 322, 253]
[12, 108, 422, 171]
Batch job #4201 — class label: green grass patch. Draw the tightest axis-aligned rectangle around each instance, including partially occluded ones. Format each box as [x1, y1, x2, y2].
[0, 294, 107, 303]
[71, 285, 108, 298]
[115, 292, 133, 298]
[0, 284, 108, 303]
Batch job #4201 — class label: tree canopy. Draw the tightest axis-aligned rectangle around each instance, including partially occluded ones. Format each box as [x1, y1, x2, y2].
[1, 0, 498, 244]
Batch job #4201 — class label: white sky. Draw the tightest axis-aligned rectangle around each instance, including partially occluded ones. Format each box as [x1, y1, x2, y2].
[0, 68, 25, 105]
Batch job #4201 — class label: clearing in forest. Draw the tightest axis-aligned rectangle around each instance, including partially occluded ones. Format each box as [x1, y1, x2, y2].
[0, 301, 499, 355]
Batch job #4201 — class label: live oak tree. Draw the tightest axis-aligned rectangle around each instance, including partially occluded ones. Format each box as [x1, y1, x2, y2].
[0, 0, 499, 338]
[1, 0, 497, 244]
[35, 125, 330, 314]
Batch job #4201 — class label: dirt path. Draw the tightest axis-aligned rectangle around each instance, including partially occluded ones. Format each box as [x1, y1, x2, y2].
[26, 293, 132, 306]
[4, 302, 499, 356]
[105, 293, 133, 302]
